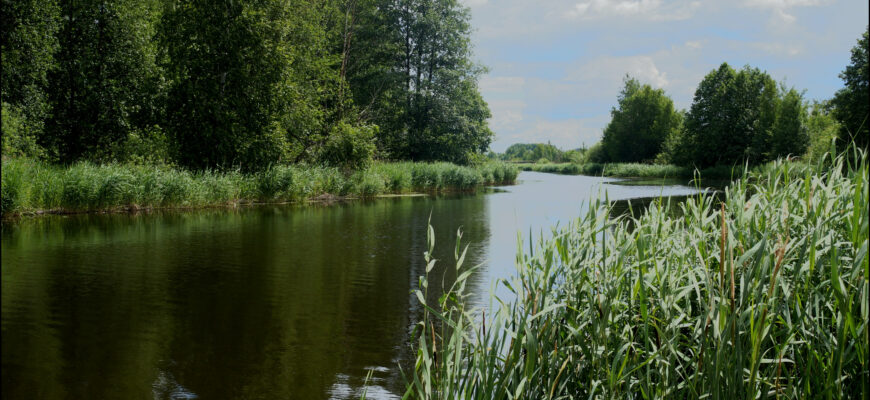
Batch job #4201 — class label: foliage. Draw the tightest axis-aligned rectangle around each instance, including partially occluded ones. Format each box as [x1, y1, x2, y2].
[407, 148, 869, 398]
[1, 102, 44, 158]
[318, 123, 378, 171]
[601, 76, 682, 163]
[805, 101, 841, 162]
[831, 27, 869, 150]
[0, 0, 59, 157]
[41, 0, 163, 163]
[770, 88, 809, 158]
[160, 0, 297, 170]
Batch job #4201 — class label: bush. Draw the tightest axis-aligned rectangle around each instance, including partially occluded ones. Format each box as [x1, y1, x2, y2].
[317, 123, 378, 171]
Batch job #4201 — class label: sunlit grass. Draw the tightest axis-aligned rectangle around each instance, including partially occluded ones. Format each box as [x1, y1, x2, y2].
[407, 148, 868, 398]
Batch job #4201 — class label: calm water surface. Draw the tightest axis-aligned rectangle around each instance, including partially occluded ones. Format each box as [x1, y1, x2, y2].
[1, 171, 701, 399]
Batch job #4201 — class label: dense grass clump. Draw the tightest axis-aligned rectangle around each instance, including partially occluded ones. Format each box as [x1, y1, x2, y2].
[0, 158, 518, 216]
[407, 150, 868, 398]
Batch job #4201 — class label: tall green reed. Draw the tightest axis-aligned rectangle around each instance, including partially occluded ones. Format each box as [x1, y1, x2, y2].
[407, 149, 868, 399]
[1, 159, 518, 216]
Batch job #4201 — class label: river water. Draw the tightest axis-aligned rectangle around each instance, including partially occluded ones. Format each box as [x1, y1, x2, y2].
[1, 171, 701, 399]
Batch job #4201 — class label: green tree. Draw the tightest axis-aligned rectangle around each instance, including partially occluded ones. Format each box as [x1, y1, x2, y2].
[42, 0, 163, 163]
[682, 63, 781, 167]
[0, 0, 61, 157]
[770, 88, 809, 158]
[600, 76, 681, 163]
[805, 100, 841, 161]
[345, 0, 492, 163]
[831, 27, 869, 150]
[504, 143, 564, 162]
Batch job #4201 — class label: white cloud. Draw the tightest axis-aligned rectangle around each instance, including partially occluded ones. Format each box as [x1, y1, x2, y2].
[566, 0, 701, 21]
[569, 55, 669, 89]
[685, 40, 703, 50]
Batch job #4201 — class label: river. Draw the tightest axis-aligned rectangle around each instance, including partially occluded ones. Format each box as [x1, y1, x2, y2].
[1, 171, 702, 399]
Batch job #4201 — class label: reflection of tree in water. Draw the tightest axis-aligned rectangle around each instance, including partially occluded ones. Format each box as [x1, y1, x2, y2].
[2, 196, 492, 399]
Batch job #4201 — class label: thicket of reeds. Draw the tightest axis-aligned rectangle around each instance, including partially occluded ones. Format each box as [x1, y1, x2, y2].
[407, 148, 868, 398]
[0, 159, 518, 216]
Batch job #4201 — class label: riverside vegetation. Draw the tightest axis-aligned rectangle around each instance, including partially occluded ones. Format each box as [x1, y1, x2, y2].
[405, 147, 868, 398]
[0, 159, 517, 216]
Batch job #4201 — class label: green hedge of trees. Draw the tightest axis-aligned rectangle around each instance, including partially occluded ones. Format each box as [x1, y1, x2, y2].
[1, 0, 494, 170]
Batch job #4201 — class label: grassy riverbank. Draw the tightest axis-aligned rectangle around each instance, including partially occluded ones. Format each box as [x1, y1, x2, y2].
[0, 158, 518, 216]
[408, 150, 868, 398]
[517, 161, 750, 180]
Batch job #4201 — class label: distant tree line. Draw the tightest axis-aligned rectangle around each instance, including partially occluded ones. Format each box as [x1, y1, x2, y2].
[592, 27, 868, 168]
[1, 0, 493, 171]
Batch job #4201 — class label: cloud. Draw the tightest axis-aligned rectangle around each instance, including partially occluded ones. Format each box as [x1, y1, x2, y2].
[566, 0, 701, 21]
[740, 0, 830, 29]
[569, 55, 670, 89]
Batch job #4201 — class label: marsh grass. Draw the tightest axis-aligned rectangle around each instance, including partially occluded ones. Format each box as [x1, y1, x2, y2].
[0, 159, 518, 216]
[407, 149, 868, 398]
[518, 161, 759, 181]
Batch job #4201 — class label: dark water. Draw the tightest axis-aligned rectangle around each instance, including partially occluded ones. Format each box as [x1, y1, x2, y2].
[1, 171, 701, 399]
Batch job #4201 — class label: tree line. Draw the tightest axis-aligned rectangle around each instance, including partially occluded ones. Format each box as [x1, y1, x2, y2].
[1, 0, 494, 171]
[592, 27, 868, 168]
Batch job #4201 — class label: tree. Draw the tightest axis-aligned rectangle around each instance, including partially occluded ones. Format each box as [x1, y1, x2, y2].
[831, 27, 869, 150]
[0, 0, 60, 157]
[600, 76, 681, 163]
[682, 63, 781, 167]
[770, 88, 809, 158]
[345, 0, 493, 163]
[504, 143, 564, 162]
[42, 0, 163, 163]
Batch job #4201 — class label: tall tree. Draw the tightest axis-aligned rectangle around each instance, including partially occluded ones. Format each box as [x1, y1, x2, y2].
[831, 27, 869, 150]
[0, 0, 60, 157]
[345, 0, 492, 163]
[42, 0, 163, 163]
[600, 76, 681, 163]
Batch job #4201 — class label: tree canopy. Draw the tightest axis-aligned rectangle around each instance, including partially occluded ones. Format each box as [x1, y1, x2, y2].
[600, 77, 681, 163]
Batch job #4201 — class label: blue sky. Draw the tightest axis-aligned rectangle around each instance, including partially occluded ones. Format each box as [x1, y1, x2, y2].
[461, 0, 869, 152]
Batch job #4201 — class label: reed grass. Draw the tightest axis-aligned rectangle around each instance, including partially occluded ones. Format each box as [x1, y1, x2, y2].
[518, 161, 751, 180]
[407, 148, 868, 398]
[0, 158, 518, 216]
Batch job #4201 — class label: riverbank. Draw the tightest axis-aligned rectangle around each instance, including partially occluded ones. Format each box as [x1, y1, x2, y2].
[517, 161, 749, 180]
[408, 150, 868, 397]
[0, 158, 518, 217]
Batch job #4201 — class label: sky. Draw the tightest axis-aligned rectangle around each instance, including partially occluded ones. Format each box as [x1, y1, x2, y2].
[460, 0, 869, 152]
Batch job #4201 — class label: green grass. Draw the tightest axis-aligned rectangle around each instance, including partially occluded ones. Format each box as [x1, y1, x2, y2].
[406, 149, 868, 398]
[518, 161, 754, 180]
[0, 158, 518, 216]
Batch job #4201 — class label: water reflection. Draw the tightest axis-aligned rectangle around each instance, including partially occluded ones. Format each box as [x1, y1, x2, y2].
[1, 171, 701, 399]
